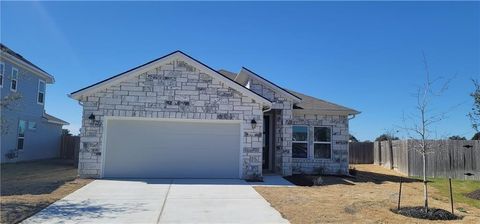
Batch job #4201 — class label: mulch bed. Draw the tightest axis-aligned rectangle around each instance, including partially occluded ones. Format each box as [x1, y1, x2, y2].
[391, 206, 461, 220]
[465, 189, 480, 200]
[284, 175, 313, 186]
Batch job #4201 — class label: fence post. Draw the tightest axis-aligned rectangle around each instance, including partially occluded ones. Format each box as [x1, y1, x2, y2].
[449, 177, 454, 214]
[398, 177, 403, 210]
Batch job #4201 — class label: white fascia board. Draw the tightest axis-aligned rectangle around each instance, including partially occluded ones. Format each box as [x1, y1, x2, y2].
[179, 54, 271, 106]
[1, 53, 55, 83]
[293, 109, 361, 116]
[69, 52, 272, 106]
[239, 67, 301, 103]
[70, 52, 181, 100]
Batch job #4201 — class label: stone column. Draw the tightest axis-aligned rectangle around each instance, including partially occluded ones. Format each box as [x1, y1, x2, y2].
[274, 107, 293, 176]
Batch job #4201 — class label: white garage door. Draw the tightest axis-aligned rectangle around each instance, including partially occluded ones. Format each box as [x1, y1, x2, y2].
[103, 119, 241, 178]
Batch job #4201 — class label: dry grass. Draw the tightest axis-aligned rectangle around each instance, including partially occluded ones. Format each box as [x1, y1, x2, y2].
[1, 159, 92, 224]
[255, 165, 480, 224]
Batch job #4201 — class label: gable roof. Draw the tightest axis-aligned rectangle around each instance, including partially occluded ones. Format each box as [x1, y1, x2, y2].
[217, 68, 358, 116]
[43, 112, 69, 125]
[69, 51, 272, 106]
[288, 89, 360, 116]
[0, 43, 55, 83]
[237, 67, 302, 102]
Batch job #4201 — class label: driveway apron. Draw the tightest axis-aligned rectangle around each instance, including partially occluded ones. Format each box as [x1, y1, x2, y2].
[23, 179, 289, 224]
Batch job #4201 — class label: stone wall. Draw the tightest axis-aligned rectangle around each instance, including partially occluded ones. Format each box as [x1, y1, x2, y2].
[78, 59, 264, 179]
[291, 114, 349, 175]
[249, 78, 293, 176]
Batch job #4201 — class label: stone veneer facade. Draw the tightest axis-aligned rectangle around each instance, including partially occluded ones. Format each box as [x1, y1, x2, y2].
[78, 59, 264, 179]
[291, 114, 350, 175]
[248, 78, 294, 176]
[77, 56, 351, 179]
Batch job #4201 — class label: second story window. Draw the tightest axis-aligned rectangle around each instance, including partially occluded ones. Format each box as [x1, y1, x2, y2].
[11, 67, 18, 92]
[38, 80, 46, 104]
[0, 62, 4, 87]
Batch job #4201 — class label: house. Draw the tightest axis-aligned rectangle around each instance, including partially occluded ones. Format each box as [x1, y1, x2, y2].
[70, 51, 359, 179]
[0, 44, 69, 163]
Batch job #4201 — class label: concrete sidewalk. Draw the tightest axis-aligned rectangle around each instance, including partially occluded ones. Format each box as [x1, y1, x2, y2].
[23, 179, 289, 224]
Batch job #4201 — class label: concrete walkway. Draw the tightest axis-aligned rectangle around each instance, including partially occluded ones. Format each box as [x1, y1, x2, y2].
[23, 179, 289, 224]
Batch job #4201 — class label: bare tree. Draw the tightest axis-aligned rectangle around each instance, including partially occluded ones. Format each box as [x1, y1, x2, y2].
[0, 92, 23, 135]
[401, 53, 452, 212]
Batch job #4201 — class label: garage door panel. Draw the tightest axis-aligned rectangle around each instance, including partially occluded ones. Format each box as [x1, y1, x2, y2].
[104, 119, 241, 178]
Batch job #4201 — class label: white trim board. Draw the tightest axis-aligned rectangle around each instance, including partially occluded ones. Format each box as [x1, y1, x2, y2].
[238, 67, 302, 102]
[69, 51, 272, 106]
[0, 53, 54, 83]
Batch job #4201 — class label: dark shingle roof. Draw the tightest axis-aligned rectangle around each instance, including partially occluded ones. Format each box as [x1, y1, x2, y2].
[0, 43, 51, 76]
[43, 113, 69, 125]
[288, 89, 360, 115]
[217, 68, 359, 115]
[218, 69, 237, 81]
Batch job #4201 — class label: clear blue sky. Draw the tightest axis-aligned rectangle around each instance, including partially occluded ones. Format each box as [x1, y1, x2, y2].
[2, 1, 479, 141]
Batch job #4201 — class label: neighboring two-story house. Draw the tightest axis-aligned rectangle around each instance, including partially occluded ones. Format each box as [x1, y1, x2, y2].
[0, 44, 69, 163]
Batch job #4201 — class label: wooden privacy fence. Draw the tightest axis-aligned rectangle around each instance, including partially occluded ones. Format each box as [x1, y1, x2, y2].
[60, 135, 80, 167]
[374, 140, 480, 180]
[349, 142, 374, 164]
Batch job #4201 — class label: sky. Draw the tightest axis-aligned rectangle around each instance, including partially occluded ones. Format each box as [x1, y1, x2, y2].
[1, 1, 479, 141]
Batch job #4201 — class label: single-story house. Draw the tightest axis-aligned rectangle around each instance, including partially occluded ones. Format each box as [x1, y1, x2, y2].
[70, 51, 359, 179]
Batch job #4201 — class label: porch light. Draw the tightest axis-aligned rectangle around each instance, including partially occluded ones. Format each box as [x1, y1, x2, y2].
[88, 113, 96, 123]
[251, 119, 257, 129]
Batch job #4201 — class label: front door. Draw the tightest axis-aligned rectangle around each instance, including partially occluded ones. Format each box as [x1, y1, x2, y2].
[262, 115, 270, 170]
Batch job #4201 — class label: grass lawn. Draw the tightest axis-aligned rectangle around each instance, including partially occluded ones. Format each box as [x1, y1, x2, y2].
[1, 159, 92, 224]
[255, 165, 480, 224]
[427, 177, 480, 209]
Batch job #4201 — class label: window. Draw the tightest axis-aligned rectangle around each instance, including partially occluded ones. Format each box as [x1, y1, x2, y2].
[292, 126, 308, 158]
[314, 127, 332, 159]
[37, 80, 46, 104]
[11, 68, 18, 92]
[28, 121, 37, 130]
[17, 120, 26, 150]
[0, 62, 4, 87]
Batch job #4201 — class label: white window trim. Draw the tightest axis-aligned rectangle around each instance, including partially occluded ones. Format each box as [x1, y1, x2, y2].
[292, 125, 309, 158]
[313, 126, 333, 160]
[28, 121, 37, 131]
[0, 62, 4, 88]
[10, 67, 18, 92]
[17, 120, 26, 150]
[37, 80, 46, 105]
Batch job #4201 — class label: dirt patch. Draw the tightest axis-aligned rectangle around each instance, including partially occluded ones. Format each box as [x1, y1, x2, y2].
[1, 159, 92, 224]
[255, 165, 480, 223]
[391, 206, 460, 220]
[466, 189, 480, 200]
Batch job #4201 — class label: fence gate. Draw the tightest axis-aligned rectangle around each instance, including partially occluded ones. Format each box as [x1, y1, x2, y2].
[60, 135, 80, 167]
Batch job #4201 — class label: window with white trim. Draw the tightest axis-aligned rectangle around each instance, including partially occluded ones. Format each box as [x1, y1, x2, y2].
[0, 62, 4, 87]
[292, 125, 308, 158]
[11, 67, 18, 92]
[28, 121, 37, 130]
[17, 120, 26, 150]
[314, 126, 332, 159]
[37, 80, 46, 104]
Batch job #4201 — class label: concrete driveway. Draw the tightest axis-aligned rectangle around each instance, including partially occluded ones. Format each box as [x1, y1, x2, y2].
[23, 179, 289, 224]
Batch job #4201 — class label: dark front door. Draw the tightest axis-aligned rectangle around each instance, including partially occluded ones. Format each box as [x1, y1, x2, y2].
[262, 115, 270, 170]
